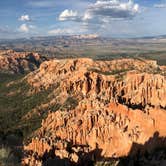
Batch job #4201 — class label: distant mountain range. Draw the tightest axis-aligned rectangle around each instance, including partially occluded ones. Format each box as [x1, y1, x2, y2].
[1, 34, 166, 42]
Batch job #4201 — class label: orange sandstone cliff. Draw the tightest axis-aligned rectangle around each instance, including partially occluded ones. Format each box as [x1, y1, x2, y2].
[22, 58, 166, 165]
[0, 50, 47, 74]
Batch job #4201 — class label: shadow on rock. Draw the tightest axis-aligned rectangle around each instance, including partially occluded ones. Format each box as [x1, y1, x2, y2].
[33, 131, 166, 166]
[118, 131, 166, 166]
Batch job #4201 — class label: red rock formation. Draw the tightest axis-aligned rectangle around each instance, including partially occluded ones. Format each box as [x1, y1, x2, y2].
[0, 50, 47, 74]
[23, 101, 166, 165]
[22, 58, 166, 165]
[27, 58, 166, 108]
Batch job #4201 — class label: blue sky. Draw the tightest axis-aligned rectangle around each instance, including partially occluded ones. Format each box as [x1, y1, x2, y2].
[0, 0, 166, 39]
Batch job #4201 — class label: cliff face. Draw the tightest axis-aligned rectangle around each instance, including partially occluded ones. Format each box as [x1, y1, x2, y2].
[23, 102, 166, 165]
[27, 58, 166, 108]
[23, 58, 166, 165]
[0, 50, 47, 74]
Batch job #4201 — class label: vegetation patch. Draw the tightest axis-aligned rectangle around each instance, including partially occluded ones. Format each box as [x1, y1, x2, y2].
[88, 68, 133, 76]
[60, 96, 79, 111]
[0, 73, 55, 140]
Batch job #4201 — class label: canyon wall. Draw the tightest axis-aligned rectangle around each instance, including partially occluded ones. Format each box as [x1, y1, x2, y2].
[22, 58, 166, 165]
[0, 50, 47, 74]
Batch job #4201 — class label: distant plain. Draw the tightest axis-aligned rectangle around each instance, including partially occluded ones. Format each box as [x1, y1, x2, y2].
[1, 36, 166, 65]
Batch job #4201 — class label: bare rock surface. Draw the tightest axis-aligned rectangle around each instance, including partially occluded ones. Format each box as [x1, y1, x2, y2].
[27, 58, 166, 108]
[0, 50, 47, 74]
[22, 58, 166, 165]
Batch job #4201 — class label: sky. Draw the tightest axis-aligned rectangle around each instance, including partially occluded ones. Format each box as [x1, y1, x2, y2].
[0, 0, 166, 39]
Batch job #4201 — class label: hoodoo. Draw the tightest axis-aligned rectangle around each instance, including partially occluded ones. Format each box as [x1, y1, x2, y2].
[22, 58, 166, 165]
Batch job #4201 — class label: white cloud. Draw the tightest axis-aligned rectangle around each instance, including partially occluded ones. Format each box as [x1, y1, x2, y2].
[19, 24, 29, 32]
[18, 24, 36, 33]
[154, 4, 166, 8]
[83, 0, 139, 22]
[48, 28, 74, 35]
[19, 15, 31, 21]
[29, 25, 36, 29]
[58, 0, 140, 26]
[48, 27, 88, 35]
[59, 9, 79, 21]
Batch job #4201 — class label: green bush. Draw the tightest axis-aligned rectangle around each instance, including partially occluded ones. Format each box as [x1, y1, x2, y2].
[61, 97, 78, 111]
[0, 73, 56, 140]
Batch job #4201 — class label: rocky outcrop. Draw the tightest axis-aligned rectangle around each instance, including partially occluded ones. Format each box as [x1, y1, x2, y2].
[22, 58, 166, 165]
[27, 58, 166, 108]
[73, 34, 99, 39]
[0, 50, 47, 74]
[23, 101, 166, 165]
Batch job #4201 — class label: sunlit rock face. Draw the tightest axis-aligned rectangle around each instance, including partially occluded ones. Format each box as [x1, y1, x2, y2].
[27, 58, 166, 108]
[22, 58, 166, 165]
[0, 50, 47, 74]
